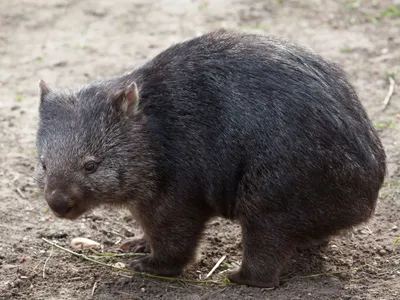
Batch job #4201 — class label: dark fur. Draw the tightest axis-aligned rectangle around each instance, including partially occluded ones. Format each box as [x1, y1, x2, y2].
[35, 29, 386, 288]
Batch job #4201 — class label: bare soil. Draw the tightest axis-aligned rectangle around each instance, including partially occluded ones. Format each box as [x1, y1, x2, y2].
[0, 0, 399, 299]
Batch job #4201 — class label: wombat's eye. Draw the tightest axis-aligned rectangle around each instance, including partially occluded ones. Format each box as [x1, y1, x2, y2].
[84, 161, 98, 174]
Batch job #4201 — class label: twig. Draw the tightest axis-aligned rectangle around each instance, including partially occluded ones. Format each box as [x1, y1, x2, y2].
[299, 264, 368, 279]
[118, 273, 133, 279]
[364, 226, 373, 234]
[43, 245, 54, 278]
[91, 281, 98, 296]
[89, 248, 146, 257]
[382, 76, 395, 111]
[41, 238, 230, 285]
[31, 258, 47, 275]
[205, 255, 226, 279]
[16, 188, 26, 199]
[111, 231, 127, 239]
[70, 277, 82, 281]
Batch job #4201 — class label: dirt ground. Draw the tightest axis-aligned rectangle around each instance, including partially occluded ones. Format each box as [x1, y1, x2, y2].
[0, 0, 399, 299]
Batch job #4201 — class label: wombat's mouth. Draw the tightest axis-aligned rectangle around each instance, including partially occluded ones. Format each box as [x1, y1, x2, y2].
[50, 205, 88, 220]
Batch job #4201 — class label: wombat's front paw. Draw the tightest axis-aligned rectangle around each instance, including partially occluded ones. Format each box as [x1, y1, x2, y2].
[129, 256, 182, 277]
[226, 269, 279, 288]
[118, 237, 151, 253]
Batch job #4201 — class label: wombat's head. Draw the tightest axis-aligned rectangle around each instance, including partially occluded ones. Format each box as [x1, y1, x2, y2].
[35, 79, 151, 220]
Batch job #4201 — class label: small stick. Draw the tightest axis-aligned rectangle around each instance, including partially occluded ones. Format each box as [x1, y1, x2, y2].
[300, 264, 368, 279]
[119, 273, 133, 279]
[89, 248, 146, 257]
[31, 258, 47, 274]
[43, 245, 54, 278]
[69, 277, 82, 281]
[16, 188, 26, 199]
[382, 76, 395, 111]
[365, 226, 373, 234]
[205, 255, 226, 279]
[91, 281, 98, 296]
[218, 269, 229, 275]
[111, 231, 126, 239]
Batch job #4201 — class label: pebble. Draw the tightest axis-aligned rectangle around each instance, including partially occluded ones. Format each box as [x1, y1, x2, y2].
[378, 249, 387, 256]
[392, 225, 398, 232]
[123, 228, 135, 237]
[9, 279, 22, 288]
[113, 262, 126, 268]
[70, 237, 100, 249]
[2, 264, 17, 270]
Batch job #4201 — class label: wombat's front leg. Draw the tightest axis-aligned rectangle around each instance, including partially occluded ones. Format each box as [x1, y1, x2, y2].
[128, 202, 211, 276]
[118, 206, 152, 254]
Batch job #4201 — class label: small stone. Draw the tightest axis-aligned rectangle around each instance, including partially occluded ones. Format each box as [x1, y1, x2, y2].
[123, 228, 135, 237]
[123, 215, 133, 222]
[141, 288, 146, 292]
[385, 246, 393, 253]
[378, 249, 387, 256]
[391, 225, 398, 232]
[13, 279, 23, 288]
[113, 262, 126, 268]
[3, 264, 17, 270]
[337, 272, 350, 280]
[70, 237, 100, 249]
[214, 237, 221, 243]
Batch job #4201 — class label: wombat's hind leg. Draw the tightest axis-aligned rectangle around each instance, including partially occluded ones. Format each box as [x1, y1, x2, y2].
[118, 237, 151, 253]
[227, 215, 297, 288]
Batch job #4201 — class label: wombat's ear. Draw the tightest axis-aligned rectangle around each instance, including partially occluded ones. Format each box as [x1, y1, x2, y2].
[38, 79, 51, 101]
[112, 82, 139, 115]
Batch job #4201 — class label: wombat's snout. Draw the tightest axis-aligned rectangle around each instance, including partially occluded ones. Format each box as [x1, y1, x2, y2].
[46, 190, 73, 216]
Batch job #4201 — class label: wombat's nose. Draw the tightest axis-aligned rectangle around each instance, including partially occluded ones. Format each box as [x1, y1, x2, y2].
[47, 190, 70, 215]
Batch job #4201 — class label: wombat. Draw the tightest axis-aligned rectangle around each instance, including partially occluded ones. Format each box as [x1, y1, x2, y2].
[35, 29, 386, 288]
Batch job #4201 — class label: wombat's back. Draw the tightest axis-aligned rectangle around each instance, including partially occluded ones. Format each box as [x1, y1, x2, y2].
[129, 30, 386, 229]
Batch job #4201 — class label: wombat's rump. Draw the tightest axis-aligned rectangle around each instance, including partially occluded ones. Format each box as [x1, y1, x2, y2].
[35, 29, 386, 288]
